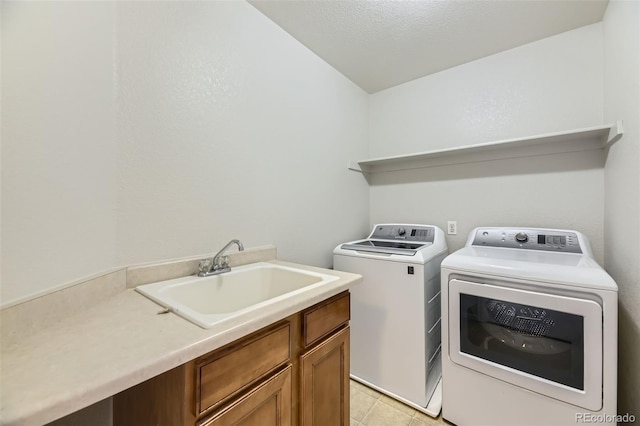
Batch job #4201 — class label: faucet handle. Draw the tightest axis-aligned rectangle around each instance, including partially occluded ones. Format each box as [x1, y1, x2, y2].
[198, 259, 212, 274]
[215, 255, 230, 270]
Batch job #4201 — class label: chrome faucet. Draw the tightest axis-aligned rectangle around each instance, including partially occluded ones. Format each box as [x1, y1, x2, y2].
[198, 239, 245, 277]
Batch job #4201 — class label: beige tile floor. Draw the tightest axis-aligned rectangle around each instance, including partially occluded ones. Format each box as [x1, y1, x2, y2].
[350, 380, 453, 426]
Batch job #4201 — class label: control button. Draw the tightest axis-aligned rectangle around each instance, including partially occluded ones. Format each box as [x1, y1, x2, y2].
[398, 227, 406, 236]
[515, 232, 529, 243]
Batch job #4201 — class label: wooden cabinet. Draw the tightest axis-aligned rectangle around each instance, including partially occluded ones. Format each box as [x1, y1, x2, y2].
[113, 291, 350, 426]
[202, 366, 292, 426]
[300, 327, 350, 426]
[302, 292, 350, 347]
[197, 322, 291, 416]
[113, 362, 196, 426]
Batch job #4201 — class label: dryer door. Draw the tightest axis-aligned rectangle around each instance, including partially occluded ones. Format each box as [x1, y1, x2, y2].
[448, 279, 603, 411]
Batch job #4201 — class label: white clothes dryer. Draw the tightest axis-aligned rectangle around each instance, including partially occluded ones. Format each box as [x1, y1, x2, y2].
[333, 224, 448, 416]
[441, 227, 618, 426]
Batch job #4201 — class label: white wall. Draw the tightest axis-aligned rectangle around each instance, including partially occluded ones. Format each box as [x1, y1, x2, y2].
[602, 0, 640, 419]
[115, 1, 369, 271]
[368, 23, 606, 260]
[1, 1, 369, 306]
[1, 2, 119, 305]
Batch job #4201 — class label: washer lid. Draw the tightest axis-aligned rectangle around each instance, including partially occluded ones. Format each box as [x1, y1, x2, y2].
[333, 223, 448, 262]
[442, 246, 618, 291]
[339, 239, 429, 256]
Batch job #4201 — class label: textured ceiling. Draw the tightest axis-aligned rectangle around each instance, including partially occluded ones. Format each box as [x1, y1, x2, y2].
[249, 0, 609, 93]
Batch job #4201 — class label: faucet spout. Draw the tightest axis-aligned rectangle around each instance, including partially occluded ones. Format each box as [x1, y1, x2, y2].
[213, 239, 244, 265]
[198, 239, 245, 277]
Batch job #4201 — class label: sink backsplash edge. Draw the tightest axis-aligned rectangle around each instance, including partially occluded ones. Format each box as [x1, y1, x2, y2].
[125, 245, 277, 288]
[0, 245, 277, 347]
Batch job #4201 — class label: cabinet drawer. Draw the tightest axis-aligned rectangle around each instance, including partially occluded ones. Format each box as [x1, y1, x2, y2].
[201, 365, 292, 426]
[303, 292, 350, 347]
[197, 322, 291, 415]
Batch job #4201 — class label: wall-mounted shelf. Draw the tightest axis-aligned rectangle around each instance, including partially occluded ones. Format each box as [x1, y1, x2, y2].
[349, 121, 623, 174]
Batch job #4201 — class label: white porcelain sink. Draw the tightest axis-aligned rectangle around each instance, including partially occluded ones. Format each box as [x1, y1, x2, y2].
[135, 262, 339, 328]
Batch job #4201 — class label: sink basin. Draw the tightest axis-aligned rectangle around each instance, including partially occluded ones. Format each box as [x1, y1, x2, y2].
[135, 262, 339, 328]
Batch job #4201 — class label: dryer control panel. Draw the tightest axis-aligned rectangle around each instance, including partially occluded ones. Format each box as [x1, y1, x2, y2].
[471, 228, 582, 253]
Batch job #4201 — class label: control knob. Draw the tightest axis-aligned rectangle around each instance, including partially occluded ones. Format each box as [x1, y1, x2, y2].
[515, 232, 528, 243]
[398, 227, 406, 236]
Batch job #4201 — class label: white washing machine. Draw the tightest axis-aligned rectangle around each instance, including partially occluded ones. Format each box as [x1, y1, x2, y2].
[441, 227, 618, 426]
[333, 224, 448, 416]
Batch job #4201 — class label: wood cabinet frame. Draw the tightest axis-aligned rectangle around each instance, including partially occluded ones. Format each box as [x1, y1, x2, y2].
[113, 291, 350, 426]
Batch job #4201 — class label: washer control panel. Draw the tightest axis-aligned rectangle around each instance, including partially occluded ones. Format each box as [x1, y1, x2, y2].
[471, 228, 582, 253]
[368, 224, 435, 243]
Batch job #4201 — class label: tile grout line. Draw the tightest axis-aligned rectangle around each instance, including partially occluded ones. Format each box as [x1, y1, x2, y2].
[351, 380, 443, 426]
[357, 389, 381, 426]
[377, 393, 420, 424]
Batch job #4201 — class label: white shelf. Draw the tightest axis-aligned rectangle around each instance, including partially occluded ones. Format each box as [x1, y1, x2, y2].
[350, 121, 623, 174]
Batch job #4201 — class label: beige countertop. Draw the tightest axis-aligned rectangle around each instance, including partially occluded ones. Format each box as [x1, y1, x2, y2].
[0, 259, 361, 426]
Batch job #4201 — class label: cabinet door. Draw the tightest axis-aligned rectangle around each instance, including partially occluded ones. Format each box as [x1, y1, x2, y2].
[300, 326, 350, 426]
[202, 365, 292, 426]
